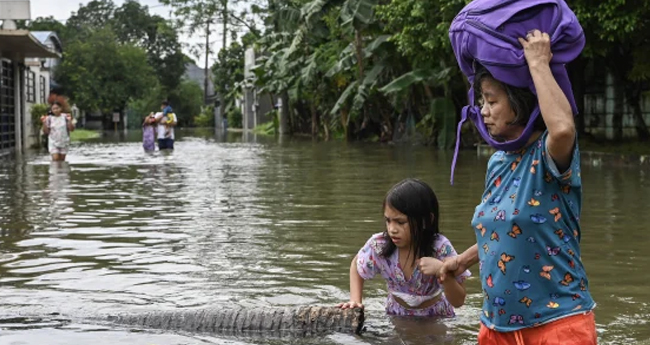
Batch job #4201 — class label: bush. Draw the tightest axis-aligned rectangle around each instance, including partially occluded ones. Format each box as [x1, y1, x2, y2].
[227, 107, 243, 128]
[194, 105, 215, 127]
[30, 104, 49, 130]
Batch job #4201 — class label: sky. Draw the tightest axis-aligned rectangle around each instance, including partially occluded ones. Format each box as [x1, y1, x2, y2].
[29, 0, 228, 65]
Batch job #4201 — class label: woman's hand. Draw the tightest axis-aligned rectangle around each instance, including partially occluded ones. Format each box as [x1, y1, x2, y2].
[418, 257, 444, 277]
[438, 256, 465, 283]
[336, 301, 364, 309]
[518, 29, 553, 69]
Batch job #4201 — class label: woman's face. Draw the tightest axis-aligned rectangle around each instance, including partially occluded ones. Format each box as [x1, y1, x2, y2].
[479, 78, 522, 141]
[51, 104, 62, 115]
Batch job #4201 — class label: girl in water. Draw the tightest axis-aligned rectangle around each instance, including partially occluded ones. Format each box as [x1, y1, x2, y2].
[42, 101, 75, 161]
[338, 178, 469, 317]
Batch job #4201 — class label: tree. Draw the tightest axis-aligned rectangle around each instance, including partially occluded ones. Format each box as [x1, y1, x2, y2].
[571, 0, 650, 141]
[55, 28, 156, 125]
[112, 0, 187, 93]
[211, 41, 245, 122]
[160, 0, 230, 104]
[17, 16, 70, 44]
[65, 0, 117, 42]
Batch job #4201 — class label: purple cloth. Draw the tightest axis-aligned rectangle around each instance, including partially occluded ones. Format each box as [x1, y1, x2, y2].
[448, 0, 585, 184]
[143, 125, 155, 151]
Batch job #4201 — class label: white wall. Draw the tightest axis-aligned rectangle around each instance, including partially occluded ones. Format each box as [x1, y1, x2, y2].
[23, 64, 49, 149]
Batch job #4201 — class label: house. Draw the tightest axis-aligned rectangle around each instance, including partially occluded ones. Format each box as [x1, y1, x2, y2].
[0, 1, 61, 155]
[23, 31, 64, 147]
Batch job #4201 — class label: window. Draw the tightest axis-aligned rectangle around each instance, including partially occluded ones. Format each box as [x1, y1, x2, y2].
[40, 76, 47, 103]
[26, 71, 35, 103]
[0, 59, 16, 153]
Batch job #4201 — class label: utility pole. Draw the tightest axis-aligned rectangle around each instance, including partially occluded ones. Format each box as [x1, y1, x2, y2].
[204, 20, 211, 104]
[219, 0, 228, 124]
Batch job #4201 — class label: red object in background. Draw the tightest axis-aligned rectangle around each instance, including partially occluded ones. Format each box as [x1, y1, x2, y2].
[47, 93, 71, 113]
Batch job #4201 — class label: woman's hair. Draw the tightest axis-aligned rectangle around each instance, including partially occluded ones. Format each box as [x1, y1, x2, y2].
[380, 178, 440, 264]
[474, 65, 545, 131]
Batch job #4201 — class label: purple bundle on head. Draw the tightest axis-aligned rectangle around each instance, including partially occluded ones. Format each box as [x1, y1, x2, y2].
[448, 0, 585, 184]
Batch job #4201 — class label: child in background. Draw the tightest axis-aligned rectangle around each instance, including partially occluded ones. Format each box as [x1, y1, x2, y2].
[42, 101, 75, 161]
[164, 112, 176, 138]
[142, 112, 157, 151]
[337, 178, 470, 317]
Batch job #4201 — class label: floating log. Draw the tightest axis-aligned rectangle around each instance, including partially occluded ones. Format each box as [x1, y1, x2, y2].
[106, 306, 365, 336]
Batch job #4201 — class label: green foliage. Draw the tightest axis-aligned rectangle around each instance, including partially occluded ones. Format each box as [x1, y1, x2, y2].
[25, 0, 186, 97]
[168, 79, 205, 127]
[30, 104, 49, 130]
[55, 28, 156, 114]
[227, 106, 243, 128]
[128, 78, 204, 128]
[194, 105, 215, 127]
[212, 41, 246, 123]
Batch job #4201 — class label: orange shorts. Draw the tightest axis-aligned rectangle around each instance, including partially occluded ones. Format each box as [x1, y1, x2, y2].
[478, 312, 597, 345]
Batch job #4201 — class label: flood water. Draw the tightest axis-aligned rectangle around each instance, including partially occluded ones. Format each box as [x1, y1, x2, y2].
[0, 129, 649, 345]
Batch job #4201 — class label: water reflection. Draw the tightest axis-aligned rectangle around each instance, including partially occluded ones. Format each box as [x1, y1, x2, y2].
[0, 130, 648, 345]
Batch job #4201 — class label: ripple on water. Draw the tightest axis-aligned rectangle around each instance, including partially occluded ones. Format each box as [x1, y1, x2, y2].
[0, 133, 648, 344]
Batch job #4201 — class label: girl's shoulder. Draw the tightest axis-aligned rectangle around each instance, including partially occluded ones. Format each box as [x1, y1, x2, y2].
[362, 232, 388, 254]
[434, 233, 451, 247]
[367, 232, 388, 245]
[432, 234, 457, 258]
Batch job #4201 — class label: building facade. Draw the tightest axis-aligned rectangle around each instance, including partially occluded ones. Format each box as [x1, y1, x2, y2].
[0, 1, 60, 156]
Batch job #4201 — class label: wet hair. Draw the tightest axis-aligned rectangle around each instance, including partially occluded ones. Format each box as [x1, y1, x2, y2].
[380, 178, 440, 264]
[474, 65, 545, 131]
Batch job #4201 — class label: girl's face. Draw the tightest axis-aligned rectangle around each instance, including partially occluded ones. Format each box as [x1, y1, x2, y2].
[384, 204, 411, 250]
[479, 78, 522, 141]
[51, 104, 62, 116]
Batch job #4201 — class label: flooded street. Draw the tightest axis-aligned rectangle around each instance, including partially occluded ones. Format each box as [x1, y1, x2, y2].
[1, 129, 649, 345]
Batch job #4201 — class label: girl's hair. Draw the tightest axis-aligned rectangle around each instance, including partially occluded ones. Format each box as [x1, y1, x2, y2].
[52, 101, 63, 108]
[380, 178, 440, 264]
[474, 65, 546, 131]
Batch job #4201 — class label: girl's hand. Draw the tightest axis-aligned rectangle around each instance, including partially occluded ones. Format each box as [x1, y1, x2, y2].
[418, 257, 443, 277]
[40, 115, 48, 124]
[336, 301, 364, 309]
[518, 29, 553, 69]
[66, 114, 72, 121]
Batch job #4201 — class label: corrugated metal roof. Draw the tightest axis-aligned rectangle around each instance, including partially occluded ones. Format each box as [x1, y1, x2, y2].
[31, 31, 53, 44]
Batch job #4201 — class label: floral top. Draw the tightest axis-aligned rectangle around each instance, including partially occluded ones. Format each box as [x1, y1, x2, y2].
[356, 232, 470, 316]
[47, 115, 70, 149]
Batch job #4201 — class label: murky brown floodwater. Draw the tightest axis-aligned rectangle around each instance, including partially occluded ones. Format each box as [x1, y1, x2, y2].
[0, 129, 649, 345]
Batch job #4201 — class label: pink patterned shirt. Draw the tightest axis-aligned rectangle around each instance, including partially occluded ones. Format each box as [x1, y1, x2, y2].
[356, 232, 471, 316]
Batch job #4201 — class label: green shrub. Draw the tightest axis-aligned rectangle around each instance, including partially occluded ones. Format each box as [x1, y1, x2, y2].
[193, 105, 215, 127]
[227, 107, 243, 128]
[30, 104, 49, 130]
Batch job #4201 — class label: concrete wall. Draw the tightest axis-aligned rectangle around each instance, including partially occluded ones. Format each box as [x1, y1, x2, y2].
[242, 48, 278, 131]
[23, 63, 49, 149]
